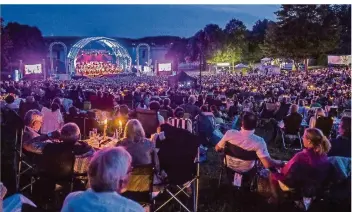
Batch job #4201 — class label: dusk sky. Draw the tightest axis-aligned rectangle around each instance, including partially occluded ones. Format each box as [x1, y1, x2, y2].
[1, 5, 280, 38]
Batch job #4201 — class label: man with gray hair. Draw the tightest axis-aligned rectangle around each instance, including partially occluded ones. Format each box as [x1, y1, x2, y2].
[61, 147, 144, 212]
[23, 109, 60, 154]
[181, 95, 201, 119]
[43, 123, 95, 174]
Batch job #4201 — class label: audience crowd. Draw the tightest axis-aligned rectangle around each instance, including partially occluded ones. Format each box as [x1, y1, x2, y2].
[1, 67, 351, 211]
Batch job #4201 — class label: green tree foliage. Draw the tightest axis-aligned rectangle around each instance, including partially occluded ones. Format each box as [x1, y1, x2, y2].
[5, 22, 46, 64]
[263, 5, 340, 70]
[330, 4, 351, 54]
[1, 18, 13, 71]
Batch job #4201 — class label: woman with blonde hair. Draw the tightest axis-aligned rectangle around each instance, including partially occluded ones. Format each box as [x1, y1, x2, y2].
[118, 119, 159, 168]
[268, 128, 331, 204]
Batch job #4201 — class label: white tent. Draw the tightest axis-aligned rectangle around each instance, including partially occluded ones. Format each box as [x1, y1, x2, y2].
[234, 63, 249, 69]
[258, 65, 281, 75]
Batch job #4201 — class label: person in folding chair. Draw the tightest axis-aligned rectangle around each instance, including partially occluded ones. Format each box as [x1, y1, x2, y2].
[281, 104, 303, 149]
[215, 112, 284, 188]
[268, 128, 331, 207]
[167, 107, 193, 133]
[61, 147, 144, 212]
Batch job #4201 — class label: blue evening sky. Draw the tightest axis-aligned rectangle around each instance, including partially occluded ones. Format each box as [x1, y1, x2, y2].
[1, 5, 280, 38]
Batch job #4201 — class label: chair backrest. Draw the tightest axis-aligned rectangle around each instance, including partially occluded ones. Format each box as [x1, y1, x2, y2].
[135, 108, 159, 138]
[125, 163, 154, 193]
[39, 144, 75, 181]
[167, 117, 192, 132]
[224, 142, 257, 162]
[315, 116, 333, 137]
[157, 124, 200, 185]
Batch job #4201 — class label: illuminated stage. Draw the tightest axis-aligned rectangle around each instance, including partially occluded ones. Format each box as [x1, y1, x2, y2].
[67, 37, 132, 77]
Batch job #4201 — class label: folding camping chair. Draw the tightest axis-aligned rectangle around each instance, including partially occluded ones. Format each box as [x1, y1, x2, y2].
[154, 124, 200, 212]
[122, 163, 155, 211]
[15, 128, 38, 193]
[281, 130, 303, 151]
[218, 142, 259, 191]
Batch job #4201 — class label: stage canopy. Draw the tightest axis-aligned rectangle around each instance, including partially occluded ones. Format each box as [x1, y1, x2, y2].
[67, 37, 132, 75]
[168, 71, 197, 87]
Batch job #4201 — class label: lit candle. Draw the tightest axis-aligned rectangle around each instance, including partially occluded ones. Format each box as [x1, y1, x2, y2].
[119, 120, 122, 134]
[103, 119, 108, 140]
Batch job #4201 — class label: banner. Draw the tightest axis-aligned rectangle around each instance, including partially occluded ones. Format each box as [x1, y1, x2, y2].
[328, 55, 351, 65]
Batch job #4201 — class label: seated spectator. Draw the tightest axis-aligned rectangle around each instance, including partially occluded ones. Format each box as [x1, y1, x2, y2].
[43, 123, 94, 174]
[118, 119, 159, 169]
[61, 147, 144, 212]
[283, 104, 303, 135]
[1, 95, 23, 139]
[22, 110, 59, 154]
[41, 103, 64, 134]
[3, 95, 19, 111]
[269, 128, 331, 204]
[210, 105, 224, 124]
[168, 107, 193, 133]
[19, 96, 41, 119]
[216, 112, 284, 173]
[149, 101, 165, 125]
[328, 116, 351, 157]
[310, 99, 322, 108]
[274, 96, 291, 121]
[297, 99, 308, 118]
[160, 98, 173, 118]
[53, 97, 66, 113]
[181, 95, 201, 120]
[309, 108, 325, 128]
[260, 98, 277, 119]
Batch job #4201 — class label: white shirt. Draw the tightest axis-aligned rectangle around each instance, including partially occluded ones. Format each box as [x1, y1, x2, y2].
[61, 189, 144, 212]
[217, 128, 270, 173]
[41, 107, 64, 134]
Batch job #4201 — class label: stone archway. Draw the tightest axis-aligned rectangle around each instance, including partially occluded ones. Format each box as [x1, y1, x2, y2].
[136, 43, 151, 69]
[49, 42, 68, 74]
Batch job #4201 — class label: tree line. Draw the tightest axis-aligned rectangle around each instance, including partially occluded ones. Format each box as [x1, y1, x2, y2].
[1, 5, 350, 72]
[166, 4, 351, 70]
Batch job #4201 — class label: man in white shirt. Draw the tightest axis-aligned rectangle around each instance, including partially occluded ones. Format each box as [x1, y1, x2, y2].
[215, 112, 283, 172]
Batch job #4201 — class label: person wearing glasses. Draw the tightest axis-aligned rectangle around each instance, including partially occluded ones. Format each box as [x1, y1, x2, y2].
[22, 109, 60, 154]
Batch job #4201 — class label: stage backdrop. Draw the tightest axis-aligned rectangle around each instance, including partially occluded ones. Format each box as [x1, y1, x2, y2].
[328, 55, 351, 65]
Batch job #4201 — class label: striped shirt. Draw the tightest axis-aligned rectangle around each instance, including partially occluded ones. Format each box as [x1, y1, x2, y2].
[168, 117, 193, 133]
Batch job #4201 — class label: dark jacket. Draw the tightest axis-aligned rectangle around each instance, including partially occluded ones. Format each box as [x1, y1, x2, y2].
[181, 103, 201, 119]
[328, 136, 351, 158]
[274, 103, 291, 121]
[283, 112, 303, 135]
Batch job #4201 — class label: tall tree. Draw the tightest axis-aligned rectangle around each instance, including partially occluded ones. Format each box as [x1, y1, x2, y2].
[1, 18, 13, 71]
[263, 5, 340, 71]
[5, 22, 46, 64]
[224, 19, 247, 64]
[165, 38, 189, 71]
[331, 4, 351, 54]
[244, 19, 274, 63]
